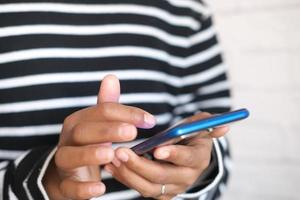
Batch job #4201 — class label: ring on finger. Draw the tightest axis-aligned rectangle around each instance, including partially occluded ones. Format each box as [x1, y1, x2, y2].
[161, 184, 166, 195]
[207, 128, 213, 133]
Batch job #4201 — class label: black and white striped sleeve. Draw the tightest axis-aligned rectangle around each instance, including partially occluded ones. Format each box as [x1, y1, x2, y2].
[175, 70, 231, 200]
[0, 146, 56, 200]
[171, 14, 232, 199]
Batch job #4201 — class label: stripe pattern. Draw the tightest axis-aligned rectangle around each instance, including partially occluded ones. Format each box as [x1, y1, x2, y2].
[0, 1, 231, 199]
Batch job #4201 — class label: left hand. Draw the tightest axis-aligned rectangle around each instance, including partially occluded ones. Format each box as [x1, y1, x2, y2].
[104, 112, 229, 200]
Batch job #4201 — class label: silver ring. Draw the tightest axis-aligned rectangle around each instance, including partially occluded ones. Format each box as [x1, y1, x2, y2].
[161, 184, 166, 195]
[207, 128, 213, 133]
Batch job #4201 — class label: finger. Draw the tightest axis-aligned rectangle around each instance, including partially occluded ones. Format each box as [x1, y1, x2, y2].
[105, 164, 160, 198]
[66, 103, 156, 129]
[70, 122, 137, 145]
[105, 164, 185, 198]
[186, 126, 229, 145]
[97, 103, 156, 128]
[114, 148, 196, 185]
[209, 126, 230, 138]
[60, 179, 105, 200]
[55, 146, 114, 170]
[98, 74, 120, 104]
[154, 144, 210, 168]
[184, 112, 211, 123]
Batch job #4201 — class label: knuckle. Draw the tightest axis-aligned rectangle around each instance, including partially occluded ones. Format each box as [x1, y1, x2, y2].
[63, 115, 74, 127]
[54, 148, 65, 168]
[98, 103, 112, 118]
[72, 123, 85, 143]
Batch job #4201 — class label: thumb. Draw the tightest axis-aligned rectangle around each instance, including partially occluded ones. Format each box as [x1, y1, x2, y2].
[98, 74, 121, 104]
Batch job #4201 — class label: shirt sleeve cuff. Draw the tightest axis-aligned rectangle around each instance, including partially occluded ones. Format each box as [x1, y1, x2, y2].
[36, 146, 58, 200]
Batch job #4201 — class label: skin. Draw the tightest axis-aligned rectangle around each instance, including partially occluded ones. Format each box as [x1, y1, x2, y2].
[43, 75, 156, 200]
[105, 114, 229, 200]
[43, 74, 229, 200]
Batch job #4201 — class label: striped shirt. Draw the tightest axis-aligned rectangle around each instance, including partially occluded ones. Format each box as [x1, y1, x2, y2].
[0, 0, 231, 199]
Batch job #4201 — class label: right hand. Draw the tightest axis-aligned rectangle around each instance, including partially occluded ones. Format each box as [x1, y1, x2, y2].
[43, 75, 156, 200]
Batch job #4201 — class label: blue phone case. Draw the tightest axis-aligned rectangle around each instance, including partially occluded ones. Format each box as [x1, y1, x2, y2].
[131, 108, 249, 155]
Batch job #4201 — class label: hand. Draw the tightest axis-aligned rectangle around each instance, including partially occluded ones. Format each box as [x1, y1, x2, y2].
[43, 75, 156, 200]
[104, 113, 229, 200]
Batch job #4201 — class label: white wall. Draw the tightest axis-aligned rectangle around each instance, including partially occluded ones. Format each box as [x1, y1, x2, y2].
[207, 0, 300, 199]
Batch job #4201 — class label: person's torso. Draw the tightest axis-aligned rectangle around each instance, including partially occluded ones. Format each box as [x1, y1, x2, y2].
[0, 1, 217, 199]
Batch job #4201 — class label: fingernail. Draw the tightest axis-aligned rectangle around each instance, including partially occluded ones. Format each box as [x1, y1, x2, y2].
[90, 183, 104, 195]
[143, 113, 156, 128]
[117, 151, 129, 162]
[158, 150, 170, 159]
[112, 158, 121, 167]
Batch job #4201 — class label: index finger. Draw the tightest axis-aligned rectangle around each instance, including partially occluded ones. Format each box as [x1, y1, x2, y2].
[66, 102, 156, 129]
[69, 122, 137, 146]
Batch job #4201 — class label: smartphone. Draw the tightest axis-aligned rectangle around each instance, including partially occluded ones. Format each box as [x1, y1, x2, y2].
[131, 108, 249, 155]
